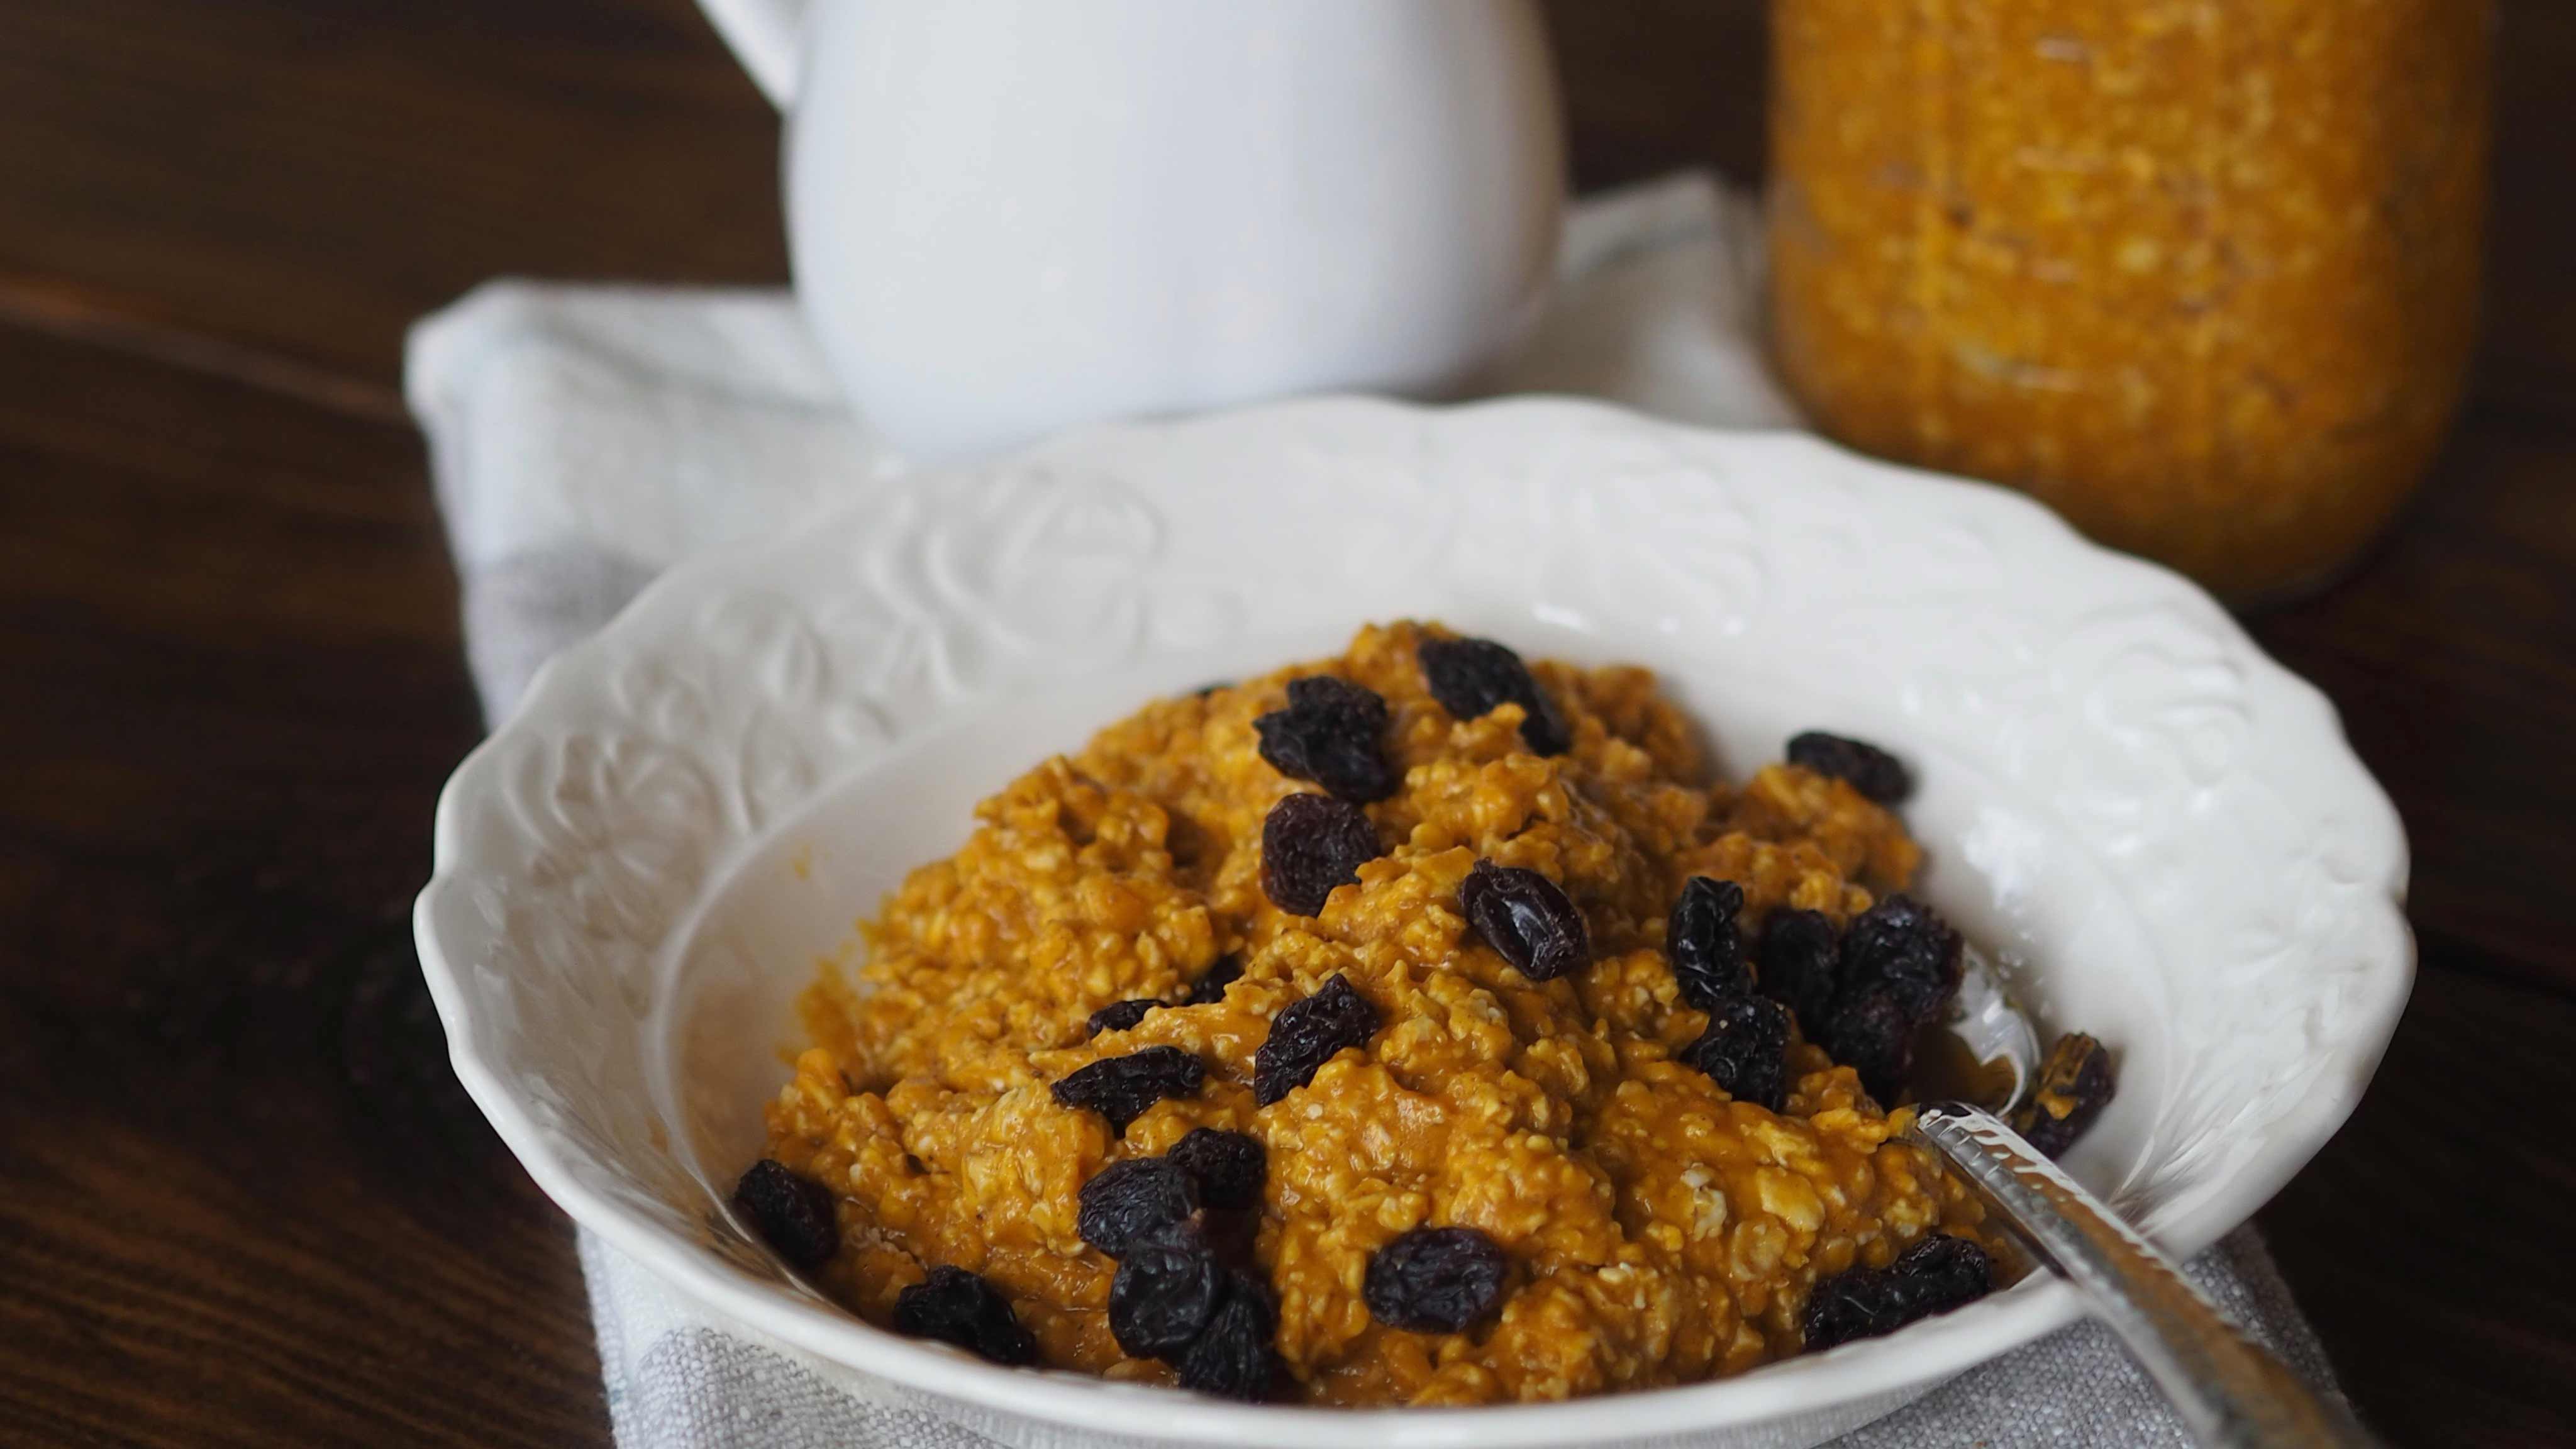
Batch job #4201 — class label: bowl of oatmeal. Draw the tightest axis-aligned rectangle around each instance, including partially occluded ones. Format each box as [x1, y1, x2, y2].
[748, 619, 2019, 1405]
[416, 396, 2409, 1446]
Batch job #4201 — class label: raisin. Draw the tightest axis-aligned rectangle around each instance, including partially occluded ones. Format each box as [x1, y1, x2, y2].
[1052, 1046, 1206, 1134]
[1459, 859, 1591, 983]
[1175, 1270, 1280, 1401]
[2010, 1033, 2116, 1157]
[1667, 875, 1749, 1009]
[1108, 1221, 1228, 1358]
[1363, 1226, 1511, 1333]
[894, 1265, 1039, 1366]
[1680, 994, 1792, 1111]
[1260, 792, 1382, 917]
[731, 1158, 839, 1272]
[1418, 636, 1570, 756]
[1085, 998, 1160, 1038]
[1756, 908, 1841, 1037]
[1185, 953, 1244, 1006]
[1801, 1234, 1993, 1351]
[1253, 974, 1381, 1106]
[1199, 1200, 1263, 1267]
[1837, 894, 1963, 1028]
[1818, 896, 1963, 1102]
[1078, 1157, 1201, 1258]
[1167, 1128, 1267, 1211]
[1821, 987, 1917, 1105]
[1786, 730, 1912, 804]
[1254, 675, 1399, 803]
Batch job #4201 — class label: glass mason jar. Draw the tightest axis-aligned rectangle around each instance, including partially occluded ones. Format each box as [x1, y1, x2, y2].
[1768, 1, 2493, 599]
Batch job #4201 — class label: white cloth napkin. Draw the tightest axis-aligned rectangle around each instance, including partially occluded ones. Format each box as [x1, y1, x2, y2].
[409, 174, 2350, 1448]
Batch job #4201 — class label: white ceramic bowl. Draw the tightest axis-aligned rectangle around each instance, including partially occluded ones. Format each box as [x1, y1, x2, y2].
[415, 396, 2410, 1449]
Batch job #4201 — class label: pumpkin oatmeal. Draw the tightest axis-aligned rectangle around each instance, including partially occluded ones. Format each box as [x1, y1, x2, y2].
[1768, 0, 2491, 599]
[747, 622, 1995, 1406]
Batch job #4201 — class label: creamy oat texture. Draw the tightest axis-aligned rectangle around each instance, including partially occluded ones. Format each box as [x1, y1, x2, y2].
[763, 623, 1986, 1405]
[1768, 0, 2490, 597]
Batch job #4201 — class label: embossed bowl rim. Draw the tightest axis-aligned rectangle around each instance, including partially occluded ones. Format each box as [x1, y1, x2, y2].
[417, 394, 2411, 1446]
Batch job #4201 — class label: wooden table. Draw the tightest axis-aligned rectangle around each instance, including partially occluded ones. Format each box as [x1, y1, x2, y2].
[2, 3, 2568, 1445]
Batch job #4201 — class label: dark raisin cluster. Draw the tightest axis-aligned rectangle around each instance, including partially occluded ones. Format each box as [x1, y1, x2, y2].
[1658, 875, 1793, 1108]
[1839, 894, 1962, 1023]
[1078, 1157, 1202, 1258]
[1822, 992, 1918, 1104]
[894, 1265, 1039, 1365]
[1109, 1221, 1228, 1357]
[1167, 1128, 1268, 1211]
[1254, 675, 1399, 802]
[1786, 730, 1913, 804]
[1460, 860, 1591, 982]
[1051, 1045, 1207, 1134]
[1075, 1135, 1279, 1399]
[1744, 731, 1950, 1102]
[1743, 892, 1966, 1106]
[1260, 792, 1382, 916]
[1755, 908, 1841, 1036]
[1680, 994, 1792, 1111]
[1667, 875, 1750, 1009]
[732, 1158, 839, 1272]
[1821, 894, 1962, 1102]
[1801, 1234, 1992, 1351]
[1418, 635, 1570, 756]
[2009, 1032, 2117, 1157]
[1362, 1226, 1512, 1333]
[1253, 974, 1382, 1105]
[1175, 1271, 1281, 1399]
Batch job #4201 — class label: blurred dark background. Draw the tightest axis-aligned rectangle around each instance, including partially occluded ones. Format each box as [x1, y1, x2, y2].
[1, 3, 2570, 1445]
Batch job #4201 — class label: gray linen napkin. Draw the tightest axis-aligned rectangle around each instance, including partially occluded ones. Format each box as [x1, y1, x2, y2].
[411, 174, 2351, 1448]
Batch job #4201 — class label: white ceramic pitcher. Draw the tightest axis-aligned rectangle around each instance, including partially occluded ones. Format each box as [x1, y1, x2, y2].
[697, 0, 1567, 462]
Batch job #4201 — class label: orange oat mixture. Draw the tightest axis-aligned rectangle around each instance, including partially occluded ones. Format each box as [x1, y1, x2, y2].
[760, 623, 1988, 1405]
[1769, 0, 2490, 597]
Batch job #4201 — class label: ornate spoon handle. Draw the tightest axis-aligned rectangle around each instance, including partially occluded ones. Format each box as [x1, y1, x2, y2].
[1909, 1102, 2378, 1448]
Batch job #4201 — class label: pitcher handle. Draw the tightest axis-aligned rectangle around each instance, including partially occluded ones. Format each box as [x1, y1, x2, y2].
[695, 0, 811, 108]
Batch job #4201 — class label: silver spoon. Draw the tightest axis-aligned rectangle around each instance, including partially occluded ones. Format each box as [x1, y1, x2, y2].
[1907, 946, 2379, 1448]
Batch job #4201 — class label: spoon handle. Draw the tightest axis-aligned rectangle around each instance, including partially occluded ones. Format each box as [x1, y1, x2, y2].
[1908, 1102, 2378, 1448]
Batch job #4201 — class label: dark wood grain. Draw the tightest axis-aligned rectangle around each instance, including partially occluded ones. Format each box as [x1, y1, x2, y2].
[2249, 411, 2576, 992]
[0, 321, 599, 1448]
[1541, 0, 1770, 191]
[0, 1, 2570, 1446]
[2260, 938, 2576, 1448]
[0, 0, 784, 391]
[2476, 1, 2576, 427]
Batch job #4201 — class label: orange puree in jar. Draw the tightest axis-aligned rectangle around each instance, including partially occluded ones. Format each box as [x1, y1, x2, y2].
[1768, 0, 2492, 599]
